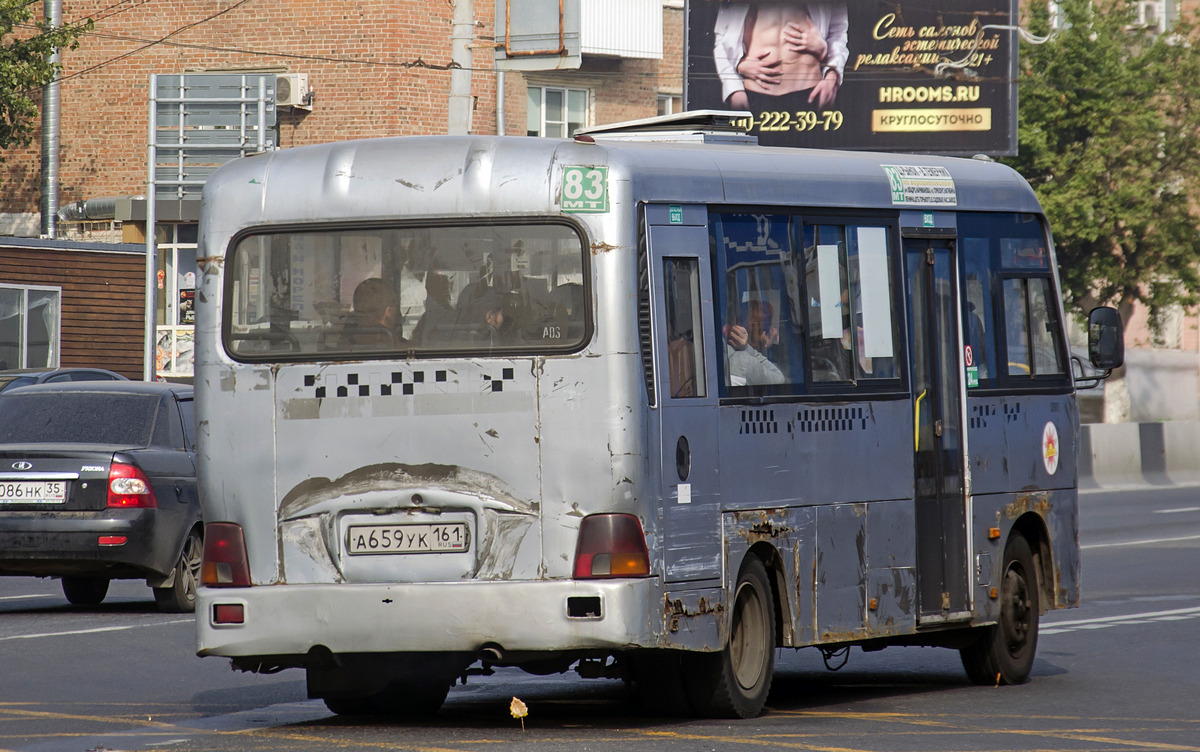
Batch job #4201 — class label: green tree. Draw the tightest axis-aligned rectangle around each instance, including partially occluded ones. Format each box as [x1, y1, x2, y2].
[1004, 0, 1200, 420]
[0, 1, 90, 155]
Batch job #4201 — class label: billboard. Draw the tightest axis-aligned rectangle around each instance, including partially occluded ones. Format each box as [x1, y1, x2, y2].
[685, 1, 1018, 155]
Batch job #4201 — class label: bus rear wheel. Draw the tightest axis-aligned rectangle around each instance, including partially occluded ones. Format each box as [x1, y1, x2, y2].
[322, 678, 450, 717]
[685, 555, 775, 718]
[960, 534, 1040, 685]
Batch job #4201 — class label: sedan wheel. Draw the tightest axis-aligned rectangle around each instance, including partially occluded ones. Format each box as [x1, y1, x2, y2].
[154, 530, 202, 613]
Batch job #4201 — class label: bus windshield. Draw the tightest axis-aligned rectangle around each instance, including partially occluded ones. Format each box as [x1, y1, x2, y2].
[224, 222, 588, 360]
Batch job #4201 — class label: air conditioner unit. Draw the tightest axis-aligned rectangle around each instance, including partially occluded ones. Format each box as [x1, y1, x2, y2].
[275, 73, 311, 109]
[1137, 0, 1165, 31]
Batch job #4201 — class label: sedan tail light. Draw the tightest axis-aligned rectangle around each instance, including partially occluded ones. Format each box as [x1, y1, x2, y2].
[573, 513, 651, 579]
[201, 522, 252, 587]
[106, 463, 157, 508]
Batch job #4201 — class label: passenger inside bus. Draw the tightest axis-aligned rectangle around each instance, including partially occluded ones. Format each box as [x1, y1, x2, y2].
[341, 277, 404, 348]
[725, 299, 785, 387]
[463, 288, 517, 346]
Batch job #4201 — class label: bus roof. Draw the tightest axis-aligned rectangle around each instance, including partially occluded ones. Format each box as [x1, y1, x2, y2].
[201, 135, 1043, 228]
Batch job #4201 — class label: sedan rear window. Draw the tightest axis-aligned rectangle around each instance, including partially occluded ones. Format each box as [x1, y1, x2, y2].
[0, 393, 159, 445]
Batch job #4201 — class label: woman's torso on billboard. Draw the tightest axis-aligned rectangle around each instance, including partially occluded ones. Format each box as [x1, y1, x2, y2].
[743, 4, 823, 96]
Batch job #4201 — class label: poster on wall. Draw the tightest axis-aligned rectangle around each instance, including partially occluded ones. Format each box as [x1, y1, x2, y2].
[685, 0, 1018, 155]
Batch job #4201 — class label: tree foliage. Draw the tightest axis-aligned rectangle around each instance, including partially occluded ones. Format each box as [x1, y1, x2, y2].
[0, 1, 90, 154]
[1004, 0, 1200, 325]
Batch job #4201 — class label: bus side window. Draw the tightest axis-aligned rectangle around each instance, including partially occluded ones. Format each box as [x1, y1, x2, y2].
[1028, 279, 1065, 375]
[961, 237, 995, 386]
[804, 225, 852, 382]
[1003, 277, 1064, 377]
[710, 212, 802, 396]
[848, 226, 897, 379]
[663, 258, 707, 398]
[1003, 279, 1031, 375]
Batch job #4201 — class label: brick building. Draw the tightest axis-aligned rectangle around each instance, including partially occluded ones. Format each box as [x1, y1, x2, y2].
[0, 0, 686, 379]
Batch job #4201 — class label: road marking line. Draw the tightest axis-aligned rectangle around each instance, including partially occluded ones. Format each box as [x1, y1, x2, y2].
[1155, 507, 1200, 514]
[0, 618, 191, 641]
[1042, 606, 1200, 635]
[1082, 534, 1200, 549]
[0, 594, 53, 601]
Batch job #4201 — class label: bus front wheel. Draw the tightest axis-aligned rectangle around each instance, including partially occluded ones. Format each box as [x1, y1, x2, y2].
[960, 534, 1040, 685]
[685, 555, 776, 718]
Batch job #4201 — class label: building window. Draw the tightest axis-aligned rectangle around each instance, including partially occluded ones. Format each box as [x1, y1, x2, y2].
[527, 86, 588, 138]
[658, 94, 683, 117]
[0, 284, 60, 370]
[156, 223, 198, 379]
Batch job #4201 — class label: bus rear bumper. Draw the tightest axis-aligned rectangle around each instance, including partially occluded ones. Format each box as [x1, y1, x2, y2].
[196, 578, 661, 659]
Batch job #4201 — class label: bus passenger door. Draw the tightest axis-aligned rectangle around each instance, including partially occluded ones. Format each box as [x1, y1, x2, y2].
[905, 238, 971, 621]
[647, 211, 722, 583]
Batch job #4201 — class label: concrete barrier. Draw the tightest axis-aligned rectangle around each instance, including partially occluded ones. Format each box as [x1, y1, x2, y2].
[1080, 421, 1200, 488]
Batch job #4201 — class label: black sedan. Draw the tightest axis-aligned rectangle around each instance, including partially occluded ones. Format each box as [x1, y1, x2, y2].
[0, 367, 127, 393]
[0, 381, 200, 612]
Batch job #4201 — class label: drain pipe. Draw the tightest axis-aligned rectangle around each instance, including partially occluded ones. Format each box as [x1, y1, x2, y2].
[496, 68, 505, 135]
[39, 0, 63, 239]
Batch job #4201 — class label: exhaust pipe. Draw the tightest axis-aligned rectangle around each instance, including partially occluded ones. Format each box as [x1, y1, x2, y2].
[478, 645, 504, 663]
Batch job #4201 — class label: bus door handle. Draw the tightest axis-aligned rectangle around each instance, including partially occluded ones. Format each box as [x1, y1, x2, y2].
[914, 389, 927, 452]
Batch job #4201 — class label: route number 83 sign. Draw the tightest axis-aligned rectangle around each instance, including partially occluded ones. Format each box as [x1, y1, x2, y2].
[561, 166, 608, 213]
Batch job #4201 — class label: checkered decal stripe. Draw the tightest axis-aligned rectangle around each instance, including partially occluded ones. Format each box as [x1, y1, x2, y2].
[795, 406, 867, 433]
[301, 367, 516, 398]
[971, 403, 997, 429]
[739, 408, 779, 435]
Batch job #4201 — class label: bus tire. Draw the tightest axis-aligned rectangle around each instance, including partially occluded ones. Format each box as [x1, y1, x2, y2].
[685, 555, 775, 718]
[323, 679, 450, 718]
[960, 534, 1039, 685]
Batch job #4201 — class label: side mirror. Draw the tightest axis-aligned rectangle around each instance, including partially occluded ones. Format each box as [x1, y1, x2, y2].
[1087, 306, 1124, 371]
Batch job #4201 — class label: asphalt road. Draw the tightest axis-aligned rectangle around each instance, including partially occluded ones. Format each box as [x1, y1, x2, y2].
[1, 484, 1198, 752]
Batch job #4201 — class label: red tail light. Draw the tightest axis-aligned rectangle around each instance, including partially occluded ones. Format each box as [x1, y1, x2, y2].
[201, 522, 252, 587]
[573, 513, 651, 579]
[106, 463, 157, 508]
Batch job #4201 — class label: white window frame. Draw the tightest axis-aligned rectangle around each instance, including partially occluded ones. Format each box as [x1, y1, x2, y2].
[155, 224, 198, 380]
[527, 86, 589, 138]
[0, 283, 61, 370]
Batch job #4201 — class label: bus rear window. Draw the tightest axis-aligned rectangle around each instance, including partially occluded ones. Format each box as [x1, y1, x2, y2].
[224, 222, 588, 360]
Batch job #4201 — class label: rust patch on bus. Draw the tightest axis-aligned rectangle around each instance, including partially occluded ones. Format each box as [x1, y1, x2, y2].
[1004, 491, 1052, 519]
[730, 509, 793, 542]
[590, 241, 620, 254]
[197, 255, 224, 272]
[663, 593, 725, 635]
